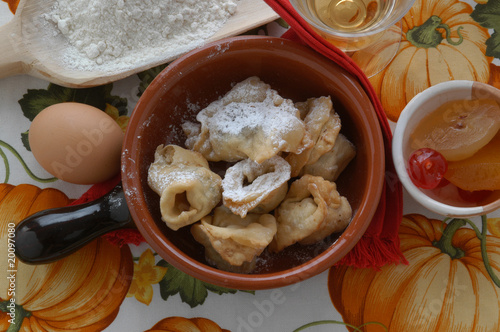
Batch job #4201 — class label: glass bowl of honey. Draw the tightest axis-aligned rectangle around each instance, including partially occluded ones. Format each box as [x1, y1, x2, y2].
[393, 80, 500, 217]
[290, 0, 416, 77]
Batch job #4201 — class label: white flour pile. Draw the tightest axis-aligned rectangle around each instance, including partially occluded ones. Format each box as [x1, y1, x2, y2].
[44, 0, 238, 71]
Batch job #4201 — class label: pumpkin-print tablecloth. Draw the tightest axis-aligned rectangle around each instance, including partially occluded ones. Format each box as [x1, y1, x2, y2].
[2, 0, 500, 331]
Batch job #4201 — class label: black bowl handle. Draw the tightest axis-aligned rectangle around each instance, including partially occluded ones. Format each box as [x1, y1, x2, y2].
[15, 183, 133, 264]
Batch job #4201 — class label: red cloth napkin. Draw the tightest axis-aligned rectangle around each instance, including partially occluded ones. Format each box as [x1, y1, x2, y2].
[263, 0, 407, 268]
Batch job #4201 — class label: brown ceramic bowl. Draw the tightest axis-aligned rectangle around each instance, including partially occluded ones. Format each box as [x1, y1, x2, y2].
[122, 35, 385, 290]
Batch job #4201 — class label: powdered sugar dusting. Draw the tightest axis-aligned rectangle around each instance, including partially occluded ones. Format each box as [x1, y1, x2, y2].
[185, 77, 308, 162]
[223, 156, 291, 201]
[198, 78, 301, 138]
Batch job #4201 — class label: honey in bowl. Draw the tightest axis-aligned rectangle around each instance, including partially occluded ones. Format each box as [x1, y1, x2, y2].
[408, 98, 500, 205]
[309, 0, 385, 32]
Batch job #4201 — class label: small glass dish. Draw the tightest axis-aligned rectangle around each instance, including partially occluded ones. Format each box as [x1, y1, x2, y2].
[290, 0, 416, 77]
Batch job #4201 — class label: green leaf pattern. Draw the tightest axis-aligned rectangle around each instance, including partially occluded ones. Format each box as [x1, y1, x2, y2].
[157, 260, 240, 308]
[471, 0, 500, 58]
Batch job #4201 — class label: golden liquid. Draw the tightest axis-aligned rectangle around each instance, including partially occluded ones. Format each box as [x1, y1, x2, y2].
[307, 0, 388, 32]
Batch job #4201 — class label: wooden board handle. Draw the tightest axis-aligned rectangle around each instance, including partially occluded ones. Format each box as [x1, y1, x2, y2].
[0, 20, 29, 79]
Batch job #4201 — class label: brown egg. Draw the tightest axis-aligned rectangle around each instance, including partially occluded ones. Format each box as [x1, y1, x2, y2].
[29, 102, 124, 184]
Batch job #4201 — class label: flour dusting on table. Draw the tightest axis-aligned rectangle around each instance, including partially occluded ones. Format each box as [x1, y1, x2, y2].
[43, 0, 238, 71]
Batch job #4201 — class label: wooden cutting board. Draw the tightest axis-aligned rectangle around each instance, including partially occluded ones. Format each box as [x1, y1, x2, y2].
[0, 0, 280, 87]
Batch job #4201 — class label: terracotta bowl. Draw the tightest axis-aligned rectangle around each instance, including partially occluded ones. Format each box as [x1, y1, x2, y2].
[122, 35, 385, 290]
[393, 80, 500, 218]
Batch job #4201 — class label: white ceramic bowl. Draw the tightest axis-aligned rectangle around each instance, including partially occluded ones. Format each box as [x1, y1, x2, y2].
[393, 80, 500, 217]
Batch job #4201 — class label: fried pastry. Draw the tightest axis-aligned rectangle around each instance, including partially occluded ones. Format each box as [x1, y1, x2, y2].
[147, 144, 210, 194]
[269, 174, 352, 252]
[183, 76, 311, 163]
[307, 112, 342, 164]
[191, 206, 277, 273]
[148, 76, 359, 274]
[286, 96, 341, 176]
[301, 134, 356, 182]
[222, 156, 291, 217]
[147, 144, 222, 231]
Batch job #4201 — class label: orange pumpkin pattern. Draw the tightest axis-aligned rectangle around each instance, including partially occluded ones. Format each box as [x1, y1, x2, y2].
[489, 63, 500, 90]
[328, 214, 500, 331]
[354, 0, 492, 121]
[145, 317, 230, 332]
[0, 184, 134, 331]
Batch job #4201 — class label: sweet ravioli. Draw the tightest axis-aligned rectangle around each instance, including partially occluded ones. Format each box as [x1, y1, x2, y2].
[191, 206, 277, 273]
[222, 156, 291, 218]
[286, 96, 341, 177]
[269, 175, 352, 252]
[301, 133, 356, 182]
[148, 77, 356, 273]
[183, 76, 312, 163]
[147, 145, 222, 231]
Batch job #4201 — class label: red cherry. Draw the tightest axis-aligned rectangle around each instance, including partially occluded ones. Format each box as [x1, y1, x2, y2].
[407, 148, 448, 189]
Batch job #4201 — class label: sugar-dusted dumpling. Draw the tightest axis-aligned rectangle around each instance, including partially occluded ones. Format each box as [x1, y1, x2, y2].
[147, 144, 222, 231]
[286, 96, 341, 177]
[191, 206, 277, 273]
[269, 175, 352, 252]
[222, 156, 291, 217]
[301, 134, 356, 182]
[147, 144, 210, 193]
[307, 112, 341, 164]
[183, 76, 311, 163]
